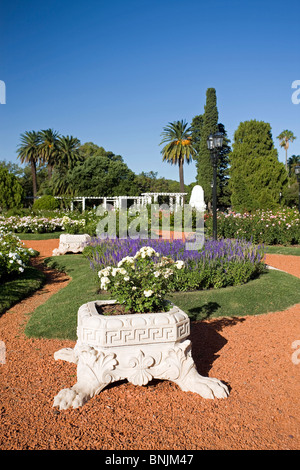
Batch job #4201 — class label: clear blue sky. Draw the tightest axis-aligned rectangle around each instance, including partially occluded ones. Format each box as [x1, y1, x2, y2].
[1, 0, 299, 185]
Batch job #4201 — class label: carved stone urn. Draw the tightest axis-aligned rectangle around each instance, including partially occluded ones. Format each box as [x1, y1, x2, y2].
[53, 300, 229, 410]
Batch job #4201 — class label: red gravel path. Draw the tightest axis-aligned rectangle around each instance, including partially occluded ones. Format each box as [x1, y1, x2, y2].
[0, 240, 299, 450]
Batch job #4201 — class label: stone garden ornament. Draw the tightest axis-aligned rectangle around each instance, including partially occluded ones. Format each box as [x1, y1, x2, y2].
[189, 185, 206, 212]
[53, 246, 229, 410]
[52, 233, 91, 256]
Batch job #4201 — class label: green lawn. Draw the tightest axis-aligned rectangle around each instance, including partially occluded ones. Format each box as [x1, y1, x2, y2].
[169, 269, 300, 321]
[18, 231, 64, 240]
[24, 253, 300, 340]
[264, 245, 300, 256]
[25, 254, 110, 340]
[0, 267, 45, 315]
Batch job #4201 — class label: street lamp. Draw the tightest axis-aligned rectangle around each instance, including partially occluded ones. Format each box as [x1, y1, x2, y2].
[295, 165, 300, 213]
[207, 132, 223, 240]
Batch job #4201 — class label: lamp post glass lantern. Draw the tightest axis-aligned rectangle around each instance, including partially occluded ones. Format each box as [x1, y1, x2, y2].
[207, 133, 223, 240]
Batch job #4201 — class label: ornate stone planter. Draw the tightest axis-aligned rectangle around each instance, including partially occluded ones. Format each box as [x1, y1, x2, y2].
[52, 233, 91, 256]
[53, 300, 229, 410]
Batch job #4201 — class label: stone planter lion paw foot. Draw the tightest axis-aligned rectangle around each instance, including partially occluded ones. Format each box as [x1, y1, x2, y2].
[53, 301, 229, 410]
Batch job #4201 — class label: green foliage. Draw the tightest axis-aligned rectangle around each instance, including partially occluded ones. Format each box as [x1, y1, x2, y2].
[205, 208, 300, 245]
[276, 129, 296, 171]
[192, 89, 231, 207]
[229, 120, 288, 212]
[160, 120, 195, 194]
[17, 130, 41, 197]
[32, 195, 60, 211]
[194, 88, 219, 204]
[24, 253, 300, 339]
[0, 166, 25, 209]
[0, 232, 35, 280]
[98, 246, 185, 313]
[67, 154, 137, 197]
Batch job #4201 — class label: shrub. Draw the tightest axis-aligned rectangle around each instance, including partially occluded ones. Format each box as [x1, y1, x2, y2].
[32, 195, 60, 211]
[205, 208, 300, 245]
[0, 232, 35, 280]
[98, 246, 185, 313]
[84, 237, 265, 292]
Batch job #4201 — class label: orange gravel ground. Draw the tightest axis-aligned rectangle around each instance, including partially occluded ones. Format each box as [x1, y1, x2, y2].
[0, 239, 299, 450]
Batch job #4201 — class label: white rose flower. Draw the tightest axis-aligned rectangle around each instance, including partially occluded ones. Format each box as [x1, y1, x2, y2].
[100, 276, 110, 290]
[175, 260, 185, 269]
[144, 290, 154, 297]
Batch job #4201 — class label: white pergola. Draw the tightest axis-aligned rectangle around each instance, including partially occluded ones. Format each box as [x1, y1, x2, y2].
[141, 192, 187, 211]
[54, 193, 187, 212]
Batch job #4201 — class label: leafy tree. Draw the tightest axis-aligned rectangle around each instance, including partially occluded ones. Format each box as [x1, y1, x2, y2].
[229, 120, 288, 212]
[0, 160, 24, 178]
[160, 120, 195, 200]
[67, 154, 137, 197]
[17, 131, 41, 197]
[39, 128, 60, 179]
[276, 130, 296, 172]
[79, 142, 123, 162]
[0, 166, 24, 209]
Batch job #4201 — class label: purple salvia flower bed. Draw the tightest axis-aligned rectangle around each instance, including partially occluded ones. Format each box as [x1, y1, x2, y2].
[83, 237, 265, 291]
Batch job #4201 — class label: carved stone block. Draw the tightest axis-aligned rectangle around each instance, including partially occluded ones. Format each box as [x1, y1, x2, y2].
[52, 234, 91, 256]
[53, 301, 229, 409]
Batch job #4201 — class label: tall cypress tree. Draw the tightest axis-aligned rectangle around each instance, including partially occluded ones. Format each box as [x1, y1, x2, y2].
[192, 88, 231, 208]
[193, 88, 218, 206]
[229, 120, 288, 212]
[217, 123, 231, 208]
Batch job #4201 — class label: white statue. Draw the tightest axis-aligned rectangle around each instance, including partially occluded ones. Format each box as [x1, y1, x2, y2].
[189, 185, 206, 212]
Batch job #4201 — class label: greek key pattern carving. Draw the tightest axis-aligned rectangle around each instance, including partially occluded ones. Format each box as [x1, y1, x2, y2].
[81, 325, 189, 346]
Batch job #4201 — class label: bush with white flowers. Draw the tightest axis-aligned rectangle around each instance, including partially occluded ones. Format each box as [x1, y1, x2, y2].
[0, 231, 35, 281]
[98, 246, 185, 313]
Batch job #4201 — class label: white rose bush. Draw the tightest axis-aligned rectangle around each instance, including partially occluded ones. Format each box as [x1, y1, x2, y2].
[98, 246, 185, 313]
[0, 231, 35, 281]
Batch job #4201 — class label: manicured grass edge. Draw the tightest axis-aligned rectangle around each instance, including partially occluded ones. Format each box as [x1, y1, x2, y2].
[0, 266, 46, 315]
[24, 254, 300, 341]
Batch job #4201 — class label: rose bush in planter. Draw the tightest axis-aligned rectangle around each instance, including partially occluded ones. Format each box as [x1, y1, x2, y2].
[53, 246, 229, 410]
[98, 245, 185, 314]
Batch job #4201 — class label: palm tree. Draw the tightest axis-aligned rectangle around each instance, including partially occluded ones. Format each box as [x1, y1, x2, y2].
[276, 130, 296, 172]
[39, 128, 60, 179]
[57, 135, 82, 170]
[17, 131, 41, 198]
[160, 120, 195, 199]
[51, 135, 82, 195]
[288, 154, 300, 177]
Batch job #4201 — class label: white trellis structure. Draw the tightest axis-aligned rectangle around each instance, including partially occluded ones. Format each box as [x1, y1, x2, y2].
[54, 193, 187, 212]
[141, 192, 187, 211]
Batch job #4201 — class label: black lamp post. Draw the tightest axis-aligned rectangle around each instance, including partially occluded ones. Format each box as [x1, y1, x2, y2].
[207, 132, 223, 240]
[295, 165, 300, 213]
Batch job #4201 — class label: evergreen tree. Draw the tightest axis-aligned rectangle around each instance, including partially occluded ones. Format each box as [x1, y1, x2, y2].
[193, 88, 219, 206]
[0, 166, 24, 209]
[216, 123, 231, 208]
[192, 89, 231, 208]
[229, 120, 288, 212]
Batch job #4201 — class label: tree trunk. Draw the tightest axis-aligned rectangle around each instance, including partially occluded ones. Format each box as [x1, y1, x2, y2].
[179, 159, 185, 204]
[31, 159, 37, 198]
[48, 164, 53, 180]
